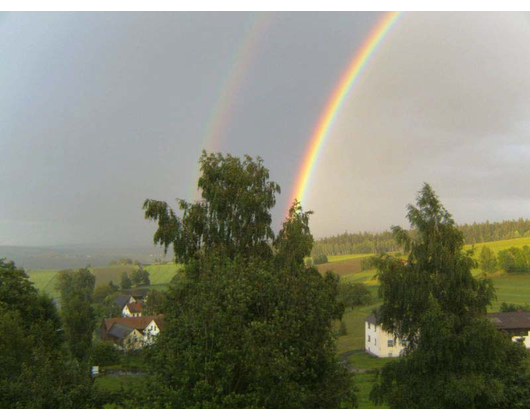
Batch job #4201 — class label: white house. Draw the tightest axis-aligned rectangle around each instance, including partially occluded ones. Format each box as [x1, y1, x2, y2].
[122, 301, 143, 318]
[101, 315, 164, 349]
[365, 313, 406, 358]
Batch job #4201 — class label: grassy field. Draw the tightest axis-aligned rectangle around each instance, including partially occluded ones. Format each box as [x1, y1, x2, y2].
[327, 254, 373, 263]
[464, 236, 530, 255]
[24, 269, 60, 296]
[144, 263, 181, 285]
[28, 263, 180, 297]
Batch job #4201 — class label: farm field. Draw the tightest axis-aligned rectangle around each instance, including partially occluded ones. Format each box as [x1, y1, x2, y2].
[27, 263, 181, 297]
[327, 253, 373, 263]
[464, 236, 530, 255]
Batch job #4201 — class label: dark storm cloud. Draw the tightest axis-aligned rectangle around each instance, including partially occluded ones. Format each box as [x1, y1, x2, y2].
[3, 12, 530, 246]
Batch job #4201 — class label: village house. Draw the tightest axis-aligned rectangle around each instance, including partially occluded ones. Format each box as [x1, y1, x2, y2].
[114, 289, 150, 317]
[100, 315, 164, 349]
[365, 313, 406, 358]
[114, 294, 136, 309]
[122, 301, 143, 317]
[488, 311, 530, 348]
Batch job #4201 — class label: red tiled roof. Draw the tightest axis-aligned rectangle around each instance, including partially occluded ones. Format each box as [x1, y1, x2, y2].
[102, 315, 164, 332]
[126, 301, 143, 313]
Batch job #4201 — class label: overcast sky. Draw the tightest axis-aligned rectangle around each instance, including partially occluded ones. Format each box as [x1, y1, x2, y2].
[2, 11, 530, 247]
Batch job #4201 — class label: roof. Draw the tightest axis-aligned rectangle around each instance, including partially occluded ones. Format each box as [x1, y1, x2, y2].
[488, 312, 530, 330]
[102, 315, 164, 333]
[108, 323, 135, 340]
[114, 295, 132, 308]
[126, 301, 143, 313]
[365, 313, 377, 324]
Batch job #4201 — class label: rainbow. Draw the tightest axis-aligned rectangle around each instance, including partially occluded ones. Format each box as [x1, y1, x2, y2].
[202, 12, 274, 152]
[287, 11, 404, 212]
[191, 12, 274, 199]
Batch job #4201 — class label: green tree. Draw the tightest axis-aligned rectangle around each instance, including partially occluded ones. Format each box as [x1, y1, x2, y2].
[313, 254, 328, 265]
[479, 245, 497, 274]
[143, 289, 167, 315]
[142, 152, 355, 408]
[143, 151, 281, 264]
[369, 184, 530, 408]
[120, 271, 132, 290]
[498, 247, 529, 273]
[338, 282, 372, 310]
[500, 302, 530, 312]
[56, 268, 96, 362]
[0, 259, 94, 408]
[131, 268, 150, 287]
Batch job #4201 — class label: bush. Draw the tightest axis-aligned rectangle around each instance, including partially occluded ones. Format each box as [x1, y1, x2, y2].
[91, 341, 120, 366]
[313, 254, 328, 265]
[338, 283, 372, 310]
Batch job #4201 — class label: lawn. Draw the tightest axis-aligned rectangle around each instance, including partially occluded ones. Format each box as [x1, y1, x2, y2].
[25, 269, 60, 297]
[144, 263, 182, 285]
[490, 272, 530, 311]
[337, 304, 379, 354]
[349, 352, 391, 370]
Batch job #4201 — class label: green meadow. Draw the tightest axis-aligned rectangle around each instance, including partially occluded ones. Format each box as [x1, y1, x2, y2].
[28, 263, 181, 297]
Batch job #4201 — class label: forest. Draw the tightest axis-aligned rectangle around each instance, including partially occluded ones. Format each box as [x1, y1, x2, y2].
[312, 218, 530, 256]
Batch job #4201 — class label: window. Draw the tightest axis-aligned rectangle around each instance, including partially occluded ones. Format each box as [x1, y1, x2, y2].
[388, 353, 393, 357]
[367, 335, 371, 343]
[388, 340, 394, 347]
[374, 339, 377, 345]
[368, 322, 371, 329]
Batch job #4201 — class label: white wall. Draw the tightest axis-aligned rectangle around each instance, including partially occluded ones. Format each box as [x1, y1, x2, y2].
[365, 321, 405, 358]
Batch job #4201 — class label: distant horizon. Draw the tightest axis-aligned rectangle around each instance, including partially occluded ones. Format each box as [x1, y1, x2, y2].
[3, 213, 530, 249]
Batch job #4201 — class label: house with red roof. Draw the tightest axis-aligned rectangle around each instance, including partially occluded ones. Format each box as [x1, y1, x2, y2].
[100, 315, 164, 349]
[122, 301, 143, 318]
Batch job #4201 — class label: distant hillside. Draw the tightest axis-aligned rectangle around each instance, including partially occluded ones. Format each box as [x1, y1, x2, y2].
[0, 245, 172, 270]
[313, 218, 530, 257]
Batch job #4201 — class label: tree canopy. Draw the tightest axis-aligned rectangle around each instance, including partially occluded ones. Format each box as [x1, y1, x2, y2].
[369, 184, 530, 408]
[141, 151, 354, 408]
[143, 151, 281, 263]
[0, 260, 94, 408]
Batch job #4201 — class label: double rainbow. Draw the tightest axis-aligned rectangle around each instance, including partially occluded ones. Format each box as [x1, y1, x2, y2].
[287, 11, 404, 212]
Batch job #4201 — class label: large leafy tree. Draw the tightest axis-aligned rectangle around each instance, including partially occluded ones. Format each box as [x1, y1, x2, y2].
[374, 183, 494, 344]
[56, 268, 96, 362]
[143, 151, 281, 263]
[141, 152, 354, 408]
[0, 259, 94, 408]
[370, 184, 530, 408]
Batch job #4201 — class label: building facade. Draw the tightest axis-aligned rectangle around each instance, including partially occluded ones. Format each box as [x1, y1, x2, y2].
[365, 313, 406, 358]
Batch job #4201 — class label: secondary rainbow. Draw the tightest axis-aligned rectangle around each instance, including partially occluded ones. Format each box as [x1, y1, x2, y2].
[287, 11, 404, 212]
[190, 12, 274, 199]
